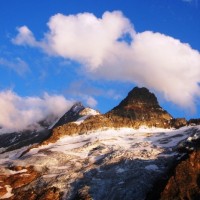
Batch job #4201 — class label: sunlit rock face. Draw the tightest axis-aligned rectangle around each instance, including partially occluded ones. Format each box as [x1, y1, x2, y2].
[106, 87, 173, 128]
[160, 150, 200, 200]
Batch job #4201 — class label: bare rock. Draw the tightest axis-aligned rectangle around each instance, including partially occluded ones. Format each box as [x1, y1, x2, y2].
[160, 150, 200, 200]
[106, 87, 173, 128]
[188, 118, 200, 126]
[170, 118, 187, 129]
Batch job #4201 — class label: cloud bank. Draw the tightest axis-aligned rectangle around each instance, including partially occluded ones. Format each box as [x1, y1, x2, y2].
[13, 11, 200, 110]
[0, 90, 73, 130]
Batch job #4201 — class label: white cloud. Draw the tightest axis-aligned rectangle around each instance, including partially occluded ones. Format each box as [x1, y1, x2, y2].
[13, 11, 135, 68]
[0, 90, 73, 130]
[12, 26, 39, 47]
[12, 11, 200, 110]
[0, 57, 30, 76]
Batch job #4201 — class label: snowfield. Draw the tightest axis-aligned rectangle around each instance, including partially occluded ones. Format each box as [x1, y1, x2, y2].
[25, 126, 196, 160]
[0, 125, 200, 199]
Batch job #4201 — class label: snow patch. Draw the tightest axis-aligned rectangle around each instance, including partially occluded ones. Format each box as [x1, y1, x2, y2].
[73, 107, 100, 125]
[145, 164, 159, 171]
[8, 169, 27, 175]
[74, 115, 90, 125]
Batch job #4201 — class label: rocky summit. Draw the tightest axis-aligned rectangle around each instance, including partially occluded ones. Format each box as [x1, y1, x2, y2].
[0, 87, 200, 200]
[106, 87, 173, 128]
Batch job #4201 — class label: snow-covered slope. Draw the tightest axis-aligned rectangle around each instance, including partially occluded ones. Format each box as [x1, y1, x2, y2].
[0, 125, 200, 199]
[73, 107, 100, 125]
[0, 87, 200, 199]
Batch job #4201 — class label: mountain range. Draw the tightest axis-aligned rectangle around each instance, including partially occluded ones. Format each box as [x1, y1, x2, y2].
[0, 87, 200, 200]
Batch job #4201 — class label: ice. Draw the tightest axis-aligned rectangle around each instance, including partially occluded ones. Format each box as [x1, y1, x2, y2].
[145, 164, 159, 171]
[25, 126, 194, 162]
[116, 167, 125, 173]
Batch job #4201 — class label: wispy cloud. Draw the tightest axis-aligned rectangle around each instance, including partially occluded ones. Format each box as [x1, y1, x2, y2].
[12, 26, 40, 47]
[12, 11, 200, 111]
[0, 90, 73, 130]
[85, 96, 98, 107]
[0, 57, 30, 76]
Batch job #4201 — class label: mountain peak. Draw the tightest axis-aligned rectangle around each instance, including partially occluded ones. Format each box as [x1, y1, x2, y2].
[107, 87, 172, 127]
[51, 102, 85, 129]
[125, 87, 158, 106]
[70, 102, 85, 113]
[111, 87, 161, 111]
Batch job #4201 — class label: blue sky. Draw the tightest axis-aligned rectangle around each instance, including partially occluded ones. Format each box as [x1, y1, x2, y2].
[0, 0, 200, 129]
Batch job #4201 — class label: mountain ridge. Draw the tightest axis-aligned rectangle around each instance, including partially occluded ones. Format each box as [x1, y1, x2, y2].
[0, 86, 200, 200]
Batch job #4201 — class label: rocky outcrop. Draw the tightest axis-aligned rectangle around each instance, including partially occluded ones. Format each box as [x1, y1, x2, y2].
[106, 87, 173, 128]
[0, 166, 39, 199]
[0, 129, 50, 153]
[0, 165, 63, 200]
[188, 118, 200, 126]
[11, 187, 63, 200]
[160, 150, 200, 200]
[170, 118, 187, 129]
[74, 186, 92, 200]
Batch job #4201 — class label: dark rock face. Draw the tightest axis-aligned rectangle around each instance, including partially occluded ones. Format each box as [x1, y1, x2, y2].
[106, 87, 173, 128]
[170, 118, 187, 129]
[52, 102, 85, 129]
[188, 118, 200, 126]
[160, 150, 200, 200]
[115, 87, 159, 107]
[0, 129, 50, 152]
